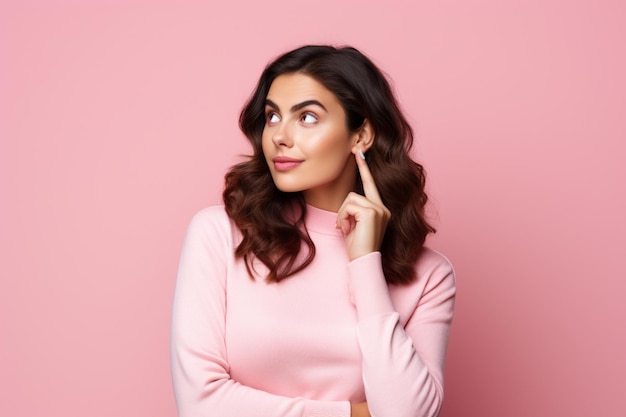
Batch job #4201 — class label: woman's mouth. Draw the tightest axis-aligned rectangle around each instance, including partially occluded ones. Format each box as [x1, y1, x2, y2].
[273, 156, 303, 171]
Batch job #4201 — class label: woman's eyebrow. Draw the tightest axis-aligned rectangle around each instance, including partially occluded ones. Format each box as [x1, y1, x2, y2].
[265, 99, 327, 113]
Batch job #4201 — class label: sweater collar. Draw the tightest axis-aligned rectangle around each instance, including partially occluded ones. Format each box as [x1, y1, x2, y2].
[304, 204, 343, 237]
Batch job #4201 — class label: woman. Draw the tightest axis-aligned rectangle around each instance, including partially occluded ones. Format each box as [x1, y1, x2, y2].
[171, 45, 456, 417]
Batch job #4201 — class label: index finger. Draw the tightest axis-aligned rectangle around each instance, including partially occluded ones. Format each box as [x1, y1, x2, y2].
[355, 150, 383, 204]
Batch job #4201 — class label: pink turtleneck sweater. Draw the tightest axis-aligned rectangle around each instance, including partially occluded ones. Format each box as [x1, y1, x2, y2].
[170, 205, 456, 417]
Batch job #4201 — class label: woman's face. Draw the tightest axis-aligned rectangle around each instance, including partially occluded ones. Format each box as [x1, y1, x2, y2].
[262, 73, 359, 211]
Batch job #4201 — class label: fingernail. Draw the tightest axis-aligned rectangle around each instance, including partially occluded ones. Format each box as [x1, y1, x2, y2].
[358, 149, 366, 160]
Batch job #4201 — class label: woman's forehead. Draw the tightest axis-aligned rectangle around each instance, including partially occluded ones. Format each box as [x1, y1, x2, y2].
[266, 73, 340, 109]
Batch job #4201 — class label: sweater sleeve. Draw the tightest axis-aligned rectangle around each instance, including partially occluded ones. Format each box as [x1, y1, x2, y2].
[170, 209, 351, 417]
[348, 251, 456, 417]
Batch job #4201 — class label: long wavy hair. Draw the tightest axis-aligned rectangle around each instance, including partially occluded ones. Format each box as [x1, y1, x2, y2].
[223, 45, 435, 284]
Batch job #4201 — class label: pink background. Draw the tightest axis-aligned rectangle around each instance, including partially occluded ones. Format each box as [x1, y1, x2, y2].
[2, 0, 625, 416]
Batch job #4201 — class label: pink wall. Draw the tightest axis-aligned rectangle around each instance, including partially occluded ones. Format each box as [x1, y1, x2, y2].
[1, 1, 624, 416]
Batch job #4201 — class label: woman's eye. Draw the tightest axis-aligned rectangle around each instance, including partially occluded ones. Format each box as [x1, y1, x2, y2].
[301, 112, 318, 124]
[266, 113, 280, 124]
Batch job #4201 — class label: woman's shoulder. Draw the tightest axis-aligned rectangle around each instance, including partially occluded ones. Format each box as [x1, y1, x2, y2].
[187, 205, 229, 228]
[416, 247, 454, 268]
[185, 205, 239, 244]
[190, 205, 229, 222]
[388, 247, 456, 322]
[414, 247, 456, 288]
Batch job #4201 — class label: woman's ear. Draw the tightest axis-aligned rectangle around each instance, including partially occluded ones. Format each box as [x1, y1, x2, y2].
[351, 119, 375, 154]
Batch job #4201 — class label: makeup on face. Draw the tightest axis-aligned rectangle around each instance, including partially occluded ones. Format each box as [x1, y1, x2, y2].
[261, 73, 359, 211]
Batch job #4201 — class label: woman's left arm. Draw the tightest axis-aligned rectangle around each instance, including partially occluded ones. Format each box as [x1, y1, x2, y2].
[337, 151, 456, 417]
[348, 251, 455, 417]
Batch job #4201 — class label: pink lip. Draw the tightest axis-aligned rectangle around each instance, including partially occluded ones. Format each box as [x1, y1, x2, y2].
[273, 156, 303, 171]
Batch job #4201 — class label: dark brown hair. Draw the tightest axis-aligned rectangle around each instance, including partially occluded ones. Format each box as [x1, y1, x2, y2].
[223, 45, 435, 284]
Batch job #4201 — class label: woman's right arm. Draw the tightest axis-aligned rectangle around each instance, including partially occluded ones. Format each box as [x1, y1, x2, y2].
[170, 208, 351, 417]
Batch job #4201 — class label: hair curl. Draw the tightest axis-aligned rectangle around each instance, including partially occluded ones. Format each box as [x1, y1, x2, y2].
[223, 45, 435, 284]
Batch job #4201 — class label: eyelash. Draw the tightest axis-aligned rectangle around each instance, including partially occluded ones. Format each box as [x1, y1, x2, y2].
[300, 112, 318, 124]
[264, 111, 319, 125]
[266, 112, 280, 125]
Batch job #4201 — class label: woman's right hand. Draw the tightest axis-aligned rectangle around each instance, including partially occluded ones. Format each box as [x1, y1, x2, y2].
[350, 402, 371, 417]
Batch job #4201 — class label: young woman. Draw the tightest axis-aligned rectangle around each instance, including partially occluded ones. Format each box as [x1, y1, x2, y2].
[171, 45, 456, 417]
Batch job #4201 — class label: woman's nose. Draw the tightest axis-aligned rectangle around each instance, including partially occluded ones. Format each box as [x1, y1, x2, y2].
[272, 123, 293, 147]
